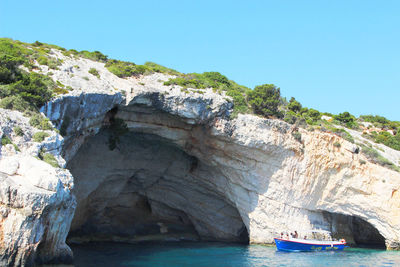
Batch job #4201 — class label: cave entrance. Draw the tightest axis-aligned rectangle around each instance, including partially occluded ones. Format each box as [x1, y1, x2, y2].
[322, 211, 386, 249]
[66, 129, 249, 244]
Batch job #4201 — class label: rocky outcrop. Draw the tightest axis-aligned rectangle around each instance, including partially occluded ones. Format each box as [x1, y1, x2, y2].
[0, 110, 75, 266]
[1, 51, 400, 265]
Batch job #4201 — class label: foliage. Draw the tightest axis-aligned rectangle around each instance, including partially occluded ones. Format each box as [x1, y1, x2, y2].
[292, 131, 302, 142]
[38, 148, 59, 167]
[374, 131, 400, 151]
[13, 126, 24, 136]
[164, 71, 250, 117]
[334, 112, 359, 129]
[303, 108, 321, 125]
[0, 39, 57, 113]
[248, 84, 282, 118]
[360, 144, 399, 172]
[144, 62, 180, 75]
[360, 115, 400, 131]
[333, 141, 341, 148]
[105, 59, 145, 78]
[88, 68, 100, 78]
[32, 131, 50, 142]
[78, 50, 108, 62]
[1, 135, 12, 145]
[335, 112, 354, 123]
[288, 97, 302, 113]
[29, 114, 52, 130]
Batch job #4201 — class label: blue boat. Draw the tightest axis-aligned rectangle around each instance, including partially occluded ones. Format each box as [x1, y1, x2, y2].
[274, 237, 347, 252]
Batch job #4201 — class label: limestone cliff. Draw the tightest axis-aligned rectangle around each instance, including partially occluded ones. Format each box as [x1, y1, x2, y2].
[1, 49, 400, 265]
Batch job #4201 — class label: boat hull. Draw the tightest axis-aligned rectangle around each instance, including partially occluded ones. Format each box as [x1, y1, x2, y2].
[274, 238, 346, 252]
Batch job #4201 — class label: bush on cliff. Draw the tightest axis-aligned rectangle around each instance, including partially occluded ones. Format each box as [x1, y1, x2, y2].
[248, 84, 282, 118]
[0, 39, 56, 113]
[164, 71, 251, 117]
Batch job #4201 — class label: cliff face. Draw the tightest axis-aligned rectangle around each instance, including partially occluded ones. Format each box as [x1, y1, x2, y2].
[1, 50, 400, 265]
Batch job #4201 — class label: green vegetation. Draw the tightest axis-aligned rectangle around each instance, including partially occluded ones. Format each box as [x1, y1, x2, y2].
[333, 141, 341, 148]
[32, 131, 50, 142]
[1, 135, 12, 145]
[13, 126, 24, 136]
[77, 50, 108, 62]
[287, 97, 302, 113]
[360, 144, 399, 172]
[164, 71, 251, 116]
[292, 131, 302, 142]
[1, 135, 20, 151]
[334, 112, 359, 129]
[248, 84, 282, 118]
[38, 148, 59, 168]
[88, 68, 100, 78]
[105, 60, 179, 78]
[1, 37, 400, 158]
[29, 114, 52, 130]
[0, 38, 61, 114]
[364, 131, 400, 151]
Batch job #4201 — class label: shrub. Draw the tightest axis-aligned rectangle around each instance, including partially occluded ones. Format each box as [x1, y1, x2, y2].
[248, 84, 281, 118]
[88, 68, 100, 78]
[144, 61, 180, 75]
[105, 59, 146, 78]
[288, 97, 302, 113]
[333, 141, 341, 148]
[32, 131, 50, 142]
[79, 50, 108, 62]
[292, 131, 302, 142]
[284, 110, 298, 124]
[0, 95, 35, 112]
[37, 56, 49, 65]
[42, 152, 59, 168]
[335, 112, 354, 123]
[53, 87, 69, 95]
[303, 108, 321, 125]
[13, 126, 24, 136]
[1, 135, 12, 145]
[29, 114, 52, 130]
[360, 144, 399, 172]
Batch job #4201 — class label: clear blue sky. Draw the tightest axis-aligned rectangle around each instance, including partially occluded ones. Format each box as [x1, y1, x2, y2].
[1, 0, 399, 120]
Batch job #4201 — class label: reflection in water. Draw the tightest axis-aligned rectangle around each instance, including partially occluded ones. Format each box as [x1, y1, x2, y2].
[39, 242, 400, 267]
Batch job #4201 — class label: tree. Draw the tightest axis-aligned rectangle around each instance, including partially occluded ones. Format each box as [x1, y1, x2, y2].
[335, 112, 354, 123]
[248, 84, 281, 117]
[288, 97, 302, 113]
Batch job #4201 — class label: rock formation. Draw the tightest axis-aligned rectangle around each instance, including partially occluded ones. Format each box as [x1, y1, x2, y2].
[1, 50, 400, 265]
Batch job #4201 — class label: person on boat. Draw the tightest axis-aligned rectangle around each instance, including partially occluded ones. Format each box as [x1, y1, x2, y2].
[303, 235, 307, 239]
[290, 232, 294, 238]
[294, 231, 298, 238]
[280, 232, 284, 238]
[285, 233, 290, 239]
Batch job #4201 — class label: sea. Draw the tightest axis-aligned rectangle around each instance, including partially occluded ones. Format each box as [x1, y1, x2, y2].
[65, 242, 400, 267]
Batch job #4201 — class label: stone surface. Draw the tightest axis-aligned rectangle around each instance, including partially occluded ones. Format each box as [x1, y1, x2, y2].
[2, 49, 400, 265]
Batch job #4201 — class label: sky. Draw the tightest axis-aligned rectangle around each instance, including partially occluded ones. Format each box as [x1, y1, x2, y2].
[1, 0, 399, 120]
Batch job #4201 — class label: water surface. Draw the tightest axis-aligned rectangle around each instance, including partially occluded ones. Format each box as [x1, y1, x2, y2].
[70, 242, 400, 267]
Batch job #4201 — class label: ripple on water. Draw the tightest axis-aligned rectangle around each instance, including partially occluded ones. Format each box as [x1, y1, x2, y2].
[64, 242, 400, 267]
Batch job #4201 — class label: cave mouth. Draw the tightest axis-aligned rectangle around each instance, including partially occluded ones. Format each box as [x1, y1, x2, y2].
[65, 128, 249, 245]
[322, 211, 386, 249]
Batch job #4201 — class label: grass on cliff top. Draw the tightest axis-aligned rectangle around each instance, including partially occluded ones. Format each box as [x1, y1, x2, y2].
[0, 38, 62, 115]
[359, 144, 400, 172]
[1, 38, 399, 157]
[164, 71, 252, 117]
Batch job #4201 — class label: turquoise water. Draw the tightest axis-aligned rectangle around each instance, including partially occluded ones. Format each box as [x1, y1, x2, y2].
[70, 242, 400, 267]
